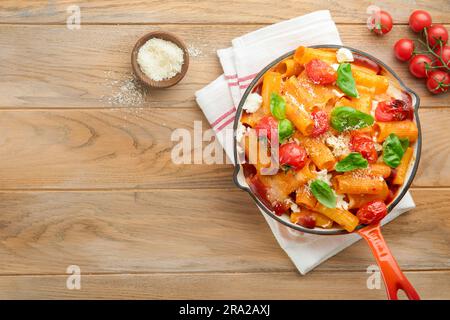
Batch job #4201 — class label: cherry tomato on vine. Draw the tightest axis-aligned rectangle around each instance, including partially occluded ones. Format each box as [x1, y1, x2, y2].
[279, 142, 308, 171]
[434, 45, 450, 68]
[369, 10, 393, 35]
[357, 200, 387, 225]
[393, 39, 415, 61]
[375, 99, 414, 122]
[350, 134, 378, 163]
[255, 116, 278, 141]
[311, 109, 330, 137]
[305, 59, 337, 85]
[427, 24, 449, 47]
[408, 54, 433, 78]
[408, 10, 432, 33]
[426, 70, 450, 94]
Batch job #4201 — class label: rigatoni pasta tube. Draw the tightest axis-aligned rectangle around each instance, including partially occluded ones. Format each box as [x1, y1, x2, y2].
[314, 203, 359, 232]
[295, 185, 317, 209]
[294, 46, 337, 65]
[290, 209, 333, 229]
[243, 130, 271, 172]
[261, 71, 282, 115]
[348, 183, 389, 209]
[393, 147, 414, 185]
[285, 102, 314, 136]
[368, 163, 392, 178]
[301, 137, 336, 171]
[352, 69, 389, 94]
[275, 58, 302, 77]
[333, 175, 388, 194]
[375, 121, 418, 143]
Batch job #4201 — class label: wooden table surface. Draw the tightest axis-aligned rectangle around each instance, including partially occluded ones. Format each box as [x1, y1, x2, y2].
[0, 1, 449, 299]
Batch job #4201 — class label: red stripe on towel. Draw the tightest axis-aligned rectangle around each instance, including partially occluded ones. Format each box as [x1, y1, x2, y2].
[238, 73, 257, 82]
[216, 113, 236, 132]
[224, 74, 238, 80]
[211, 107, 236, 128]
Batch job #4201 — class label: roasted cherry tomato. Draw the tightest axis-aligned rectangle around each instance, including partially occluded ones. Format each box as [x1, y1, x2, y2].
[375, 99, 414, 122]
[305, 59, 337, 85]
[254, 116, 278, 141]
[426, 70, 450, 94]
[393, 39, 415, 62]
[427, 24, 448, 47]
[295, 213, 316, 229]
[357, 200, 387, 224]
[279, 142, 308, 171]
[369, 10, 393, 35]
[409, 10, 432, 33]
[311, 109, 330, 137]
[408, 54, 433, 78]
[273, 201, 289, 216]
[434, 45, 450, 68]
[350, 134, 378, 163]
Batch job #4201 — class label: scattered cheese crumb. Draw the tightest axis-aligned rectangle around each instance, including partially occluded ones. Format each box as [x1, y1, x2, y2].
[332, 89, 345, 98]
[331, 63, 340, 71]
[137, 38, 184, 81]
[243, 93, 263, 113]
[335, 193, 349, 210]
[315, 169, 332, 186]
[326, 134, 351, 158]
[285, 198, 300, 213]
[336, 48, 354, 63]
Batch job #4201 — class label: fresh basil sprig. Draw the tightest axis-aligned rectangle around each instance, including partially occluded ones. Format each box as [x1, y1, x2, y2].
[331, 106, 374, 132]
[310, 180, 336, 208]
[335, 152, 368, 172]
[270, 92, 286, 120]
[382, 133, 408, 168]
[278, 119, 294, 142]
[337, 63, 359, 98]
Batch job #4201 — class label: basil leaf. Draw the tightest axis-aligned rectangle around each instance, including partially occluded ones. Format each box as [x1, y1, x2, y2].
[335, 152, 368, 172]
[278, 119, 294, 142]
[310, 180, 336, 208]
[331, 106, 374, 132]
[337, 63, 359, 98]
[399, 137, 409, 152]
[382, 133, 405, 168]
[270, 92, 286, 120]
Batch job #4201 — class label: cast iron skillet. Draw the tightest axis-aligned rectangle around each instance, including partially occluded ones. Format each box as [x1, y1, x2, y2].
[233, 45, 422, 300]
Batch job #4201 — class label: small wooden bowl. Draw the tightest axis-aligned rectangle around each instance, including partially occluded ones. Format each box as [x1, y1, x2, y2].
[131, 31, 189, 89]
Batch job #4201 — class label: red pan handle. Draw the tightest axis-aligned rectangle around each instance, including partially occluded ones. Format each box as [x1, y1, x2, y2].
[357, 223, 420, 300]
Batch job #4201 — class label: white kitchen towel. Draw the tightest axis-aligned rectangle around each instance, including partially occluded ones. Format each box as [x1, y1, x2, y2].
[195, 10, 415, 274]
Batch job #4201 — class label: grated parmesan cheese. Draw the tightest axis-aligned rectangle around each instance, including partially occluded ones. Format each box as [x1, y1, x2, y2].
[137, 38, 184, 82]
[326, 134, 351, 158]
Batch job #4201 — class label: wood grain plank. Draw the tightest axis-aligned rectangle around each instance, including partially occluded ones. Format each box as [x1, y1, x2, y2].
[0, 25, 449, 109]
[0, 271, 447, 299]
[0, 189, 448, 275]
[1, 0, 448, 24]
[0, 108, 448, 189]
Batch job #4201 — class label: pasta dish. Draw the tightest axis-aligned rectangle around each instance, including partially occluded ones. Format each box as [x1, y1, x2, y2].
[237, 46, 418, 232]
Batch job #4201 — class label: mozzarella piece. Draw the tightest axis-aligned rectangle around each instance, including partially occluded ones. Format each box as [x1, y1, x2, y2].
[315, 169, 332, 186]
[331, 63, 340, 71]
[335, 193, 349, 210]
[336, 48, 354, 63]
[285, 198, 300, 213]
[243, 93, 262, 113]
